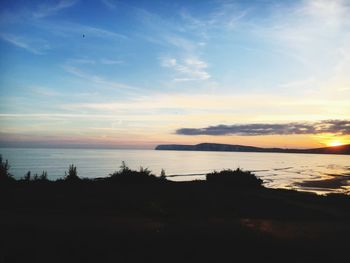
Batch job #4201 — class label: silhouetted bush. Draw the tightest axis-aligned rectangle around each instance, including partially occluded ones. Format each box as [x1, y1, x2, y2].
[206, 168, 263, 187]
[109, 162, 165, 183]
[22, 171, 31, 181]
[33, 173, 39, 181]
[0, 155, 15, 183]
[39, 171, 48, 181]
[160, 169, 166, 180]
[20, 170, 49, 183]
[64, 164, 80, 182]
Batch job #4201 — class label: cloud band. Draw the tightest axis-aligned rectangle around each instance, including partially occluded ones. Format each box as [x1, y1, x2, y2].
[176, 120, 350, 136]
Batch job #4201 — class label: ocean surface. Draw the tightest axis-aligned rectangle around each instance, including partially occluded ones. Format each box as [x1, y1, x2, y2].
[1, 147, 349, 194]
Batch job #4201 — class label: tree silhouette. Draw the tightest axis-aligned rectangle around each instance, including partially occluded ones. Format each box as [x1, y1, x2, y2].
[120, 161, 130, 172]
[0, 155, 14, 182]
[33, 173, 39, 181]
[40, 171, 48, 181]
[23, 171, 31, 181]
[64, 164, 80, 181]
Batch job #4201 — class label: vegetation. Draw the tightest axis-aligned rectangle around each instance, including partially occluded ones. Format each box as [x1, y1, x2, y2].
[109, 162, 164, 183]
[39, 171, 48, 181]
[64, 164, 80, 181]
[1, 158, 169, 184]
[22, 171, 31, 181]
[0, 154, 14, 183]
[22, 171, 49, 182]
[206, 168, 263, 187]
[1, 158, 265, 187]
[160, 168, 166, 180]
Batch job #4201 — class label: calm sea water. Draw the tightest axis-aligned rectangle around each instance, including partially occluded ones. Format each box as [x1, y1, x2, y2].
[1, 148, 349, 194]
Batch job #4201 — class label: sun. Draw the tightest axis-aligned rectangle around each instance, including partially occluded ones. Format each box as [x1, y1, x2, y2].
[328, 140, 343, 147]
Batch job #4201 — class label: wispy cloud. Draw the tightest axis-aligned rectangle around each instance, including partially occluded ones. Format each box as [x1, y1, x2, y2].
[62, 64, 139, 92]
[31, 86, 62, 97]
[68, 57, 123, 65]
[164, 35, 197, 52]
[160, 56, 210, 81]
[249, 0, 350, 61]
[37, 21, 127, 39]
[56, 92, 350, 121]
[33, 0, 78, 18]
[0, 33, 50, 54]
[0, 113, 116, 119]
[67, 58, 96, 64]
[179, 2, 248, 36]
[176, 120, 350, 136]
[101, 0, 117, 9]
[100, 58, 123, 65]
[136, 9, 199, 50]
[136, 8, 210, 82]
[77, 24, 127, 39]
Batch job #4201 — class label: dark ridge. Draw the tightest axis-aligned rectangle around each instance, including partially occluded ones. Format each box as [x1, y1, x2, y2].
[155, 142, 350, 155]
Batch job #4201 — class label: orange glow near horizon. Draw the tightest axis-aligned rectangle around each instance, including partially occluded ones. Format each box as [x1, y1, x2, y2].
[1, 129, 349, 149]
[314, 134, 350, 148]
[327, 140, 344, 147]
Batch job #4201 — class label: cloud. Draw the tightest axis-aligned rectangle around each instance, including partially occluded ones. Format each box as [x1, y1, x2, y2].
[62, 65, 139, 92]
[251, 0, 350, 57]
[176, 120, 350, 136]
[68, 57, 123, 65]
[164, 35, 197, 51]
[33, 0, 78, 18]
[136, 9, 202, 51]
[0, 33, 50, 54]
[160, 56, 210, 81]
[135, 8, 210, 82]
[179, 2, 248, 35]
[77, 24, 127, 39]
[101, 0, 117, 9]
[31, 86, 62, 97]
[0, 113, 116, 119]
[67, 58, 96, 64]
[100, 58, 123, 65]
[40, 22, 127, 39]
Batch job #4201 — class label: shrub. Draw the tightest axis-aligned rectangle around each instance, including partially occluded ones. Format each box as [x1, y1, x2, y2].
[120, 161, 131, 173]
[23, 171, 31, 181]
[160, 169, 166, 180]
[40, 171, 48, 181]
[139, 166, 152, 176]
[33, 173, 39, 181]
[206, 168, 263, 188]
[109, 162, 163, 183]
[0, 155, 15, 182]
[64, 164, 80, 181]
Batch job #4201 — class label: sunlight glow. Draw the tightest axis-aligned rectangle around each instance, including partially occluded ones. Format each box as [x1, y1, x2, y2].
[328, 140, 343, 147]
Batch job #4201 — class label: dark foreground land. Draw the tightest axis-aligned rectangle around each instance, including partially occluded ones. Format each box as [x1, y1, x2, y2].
[1, 168, 350, 262]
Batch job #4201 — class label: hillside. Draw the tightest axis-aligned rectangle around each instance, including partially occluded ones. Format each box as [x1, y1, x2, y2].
[155, 143, 350, 155]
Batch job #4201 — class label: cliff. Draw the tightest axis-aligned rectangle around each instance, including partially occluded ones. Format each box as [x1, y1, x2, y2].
[155, 143, 350, 155]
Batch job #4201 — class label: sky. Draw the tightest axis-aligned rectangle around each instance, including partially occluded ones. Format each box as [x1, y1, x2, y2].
[0, 0, 349, 149]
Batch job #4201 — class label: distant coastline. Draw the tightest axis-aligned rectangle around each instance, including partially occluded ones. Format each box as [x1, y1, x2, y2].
[155, 142, 350, 155]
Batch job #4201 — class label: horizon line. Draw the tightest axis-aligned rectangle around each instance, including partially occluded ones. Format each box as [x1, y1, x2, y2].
[0, 142, 341, 151]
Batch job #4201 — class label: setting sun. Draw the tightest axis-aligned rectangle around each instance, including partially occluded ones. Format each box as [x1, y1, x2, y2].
[328, 141, 344, 147]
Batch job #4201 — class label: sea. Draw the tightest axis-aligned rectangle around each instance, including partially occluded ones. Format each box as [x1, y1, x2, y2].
[1, 147, 349, 194]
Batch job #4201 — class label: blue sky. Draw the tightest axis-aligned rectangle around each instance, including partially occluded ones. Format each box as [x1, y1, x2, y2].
[0, 0, 349, 148]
